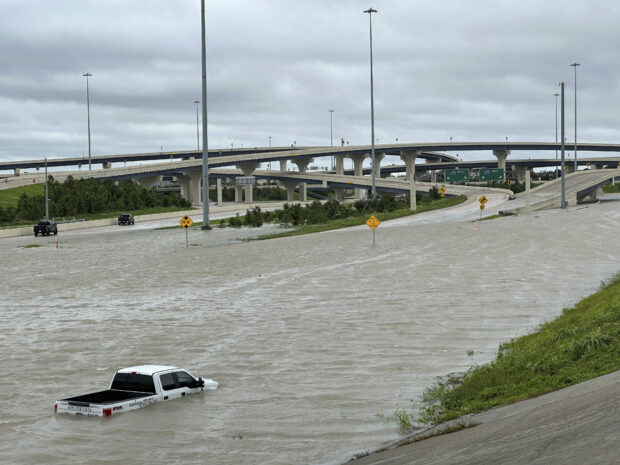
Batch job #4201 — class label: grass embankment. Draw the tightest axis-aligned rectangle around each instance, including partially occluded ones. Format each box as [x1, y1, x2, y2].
[418, 273, 620, 424]
[602, 184, 620, 193]
[256, 196, 466, 240]
[0, 184, 44, 207]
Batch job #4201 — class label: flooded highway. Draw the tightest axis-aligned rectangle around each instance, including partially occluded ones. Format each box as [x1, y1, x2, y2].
[1, 198, 619, 465]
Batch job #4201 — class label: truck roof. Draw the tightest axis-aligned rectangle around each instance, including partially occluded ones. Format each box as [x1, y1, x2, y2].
[117, 365, 179, 376]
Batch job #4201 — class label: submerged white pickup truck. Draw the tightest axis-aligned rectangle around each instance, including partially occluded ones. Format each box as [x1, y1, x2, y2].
[55, 365, 218, 417]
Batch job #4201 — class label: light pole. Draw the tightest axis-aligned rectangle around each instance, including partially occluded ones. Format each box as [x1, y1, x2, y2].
[329, 109, 334, 169]
[554, 92, 559, 178]
[570, 63, 580, 172]
[200, 0, 211, 230]
[364, 7, 377, 200]
[82, 73, 92, 170]
[268, 136, 272, 148]
[194, 100, 200, 150]
[560, 82, 566, 208]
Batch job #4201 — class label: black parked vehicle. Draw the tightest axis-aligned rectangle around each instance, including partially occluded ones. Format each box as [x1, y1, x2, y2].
[118, 214, 135, 226]
[34, 220, 58, 236]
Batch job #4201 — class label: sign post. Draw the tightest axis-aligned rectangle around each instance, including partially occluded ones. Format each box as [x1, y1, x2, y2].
[179, 215, 193, 248]
[439, 186, 446, 198]
[366, 215, 380, 247]
[478, 195, 488, 220]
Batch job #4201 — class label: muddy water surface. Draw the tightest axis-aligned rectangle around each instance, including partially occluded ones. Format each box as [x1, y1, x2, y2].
[1, 201, 619, 465]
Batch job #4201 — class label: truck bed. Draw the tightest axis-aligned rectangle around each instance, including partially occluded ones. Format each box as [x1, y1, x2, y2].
[61, 389, 153, 405]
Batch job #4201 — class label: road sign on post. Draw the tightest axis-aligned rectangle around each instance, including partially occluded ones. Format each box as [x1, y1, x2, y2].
[236, 176, 256, 186]
[478, 168, 504, 181]
[439, 186, 446, 198]
[478, 196, 487, 219]
[366, 215, 380, 247]
[444, 169, 469, 182]
[179, 216, 193, 248]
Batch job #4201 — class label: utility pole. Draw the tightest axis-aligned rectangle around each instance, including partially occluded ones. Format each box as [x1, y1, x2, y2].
[554, 92, 559, 178]
[364, 7, 378, 200]
[83, 73, 92, 170]
[571, 62, 580, 172]
[200, 0, 211, 230]
[194, 100, 200, 150]
[560, 82, 566, 209]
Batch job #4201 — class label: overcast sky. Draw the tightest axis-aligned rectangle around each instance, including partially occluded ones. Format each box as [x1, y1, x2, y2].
[1, 0, 619, 165]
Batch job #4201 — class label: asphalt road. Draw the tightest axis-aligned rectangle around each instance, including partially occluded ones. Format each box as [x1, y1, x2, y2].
[347, 370, 620, 465]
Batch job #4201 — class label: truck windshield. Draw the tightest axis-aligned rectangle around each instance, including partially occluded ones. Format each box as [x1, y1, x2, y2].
[111, 373, 156, 393]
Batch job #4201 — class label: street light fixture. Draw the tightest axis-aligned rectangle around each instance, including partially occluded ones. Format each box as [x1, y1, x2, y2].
[554, 92, 559, 178]
[570, 62, 580, 172]
[82, 73, 92, 171]
[364, 7, 378, 200]
[193, 100, 200, 150]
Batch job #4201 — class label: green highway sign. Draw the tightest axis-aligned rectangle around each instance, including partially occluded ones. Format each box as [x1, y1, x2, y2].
[444, 168, 470, 182]
[479, 168, 505, 181]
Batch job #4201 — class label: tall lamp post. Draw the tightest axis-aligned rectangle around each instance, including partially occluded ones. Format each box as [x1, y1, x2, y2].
[554, 92, 559, 178]
[329, 109, 334, 169]
[364, 7, 377, 200]
[200, 0, 211, 230]
[82, 73, 92, 171]
[570, 62, 580, 172]
[560, 82, 566, 208]
[193, 100, 200, 150]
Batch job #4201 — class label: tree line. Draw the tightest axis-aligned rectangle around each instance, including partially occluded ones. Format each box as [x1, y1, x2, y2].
[0, 175, 190, 224]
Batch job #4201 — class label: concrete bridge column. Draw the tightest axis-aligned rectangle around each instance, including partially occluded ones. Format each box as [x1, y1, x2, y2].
[279, 159, 287, 172]
[374, 153, 385, 178]
[335, 156, 344, 176]
[513, 166, 529, 182]
[493, 149, 510, 171]
[186, 170, 203, 206]
[426, 158, 437, 184]
[280, 181, 296, 202]
[333, 186, 344, 201]
[176, 176, 190, 202]
[235, 186, 243, 203]
[349, 153, 368, 199]
[134, 174, 161, 190]
[400, 150, 420, 211]
[236, 163, 259, 204]
[14, 168, 20, 176]
[292, 158, 313, 202]
[216, 178, 223, 206]
[103, 162, 112, 169]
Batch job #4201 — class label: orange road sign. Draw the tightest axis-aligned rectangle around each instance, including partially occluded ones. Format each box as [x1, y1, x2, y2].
[179, 215, 193, 229]
[366, 215, 380, 230]
[478, 195, 488, 205]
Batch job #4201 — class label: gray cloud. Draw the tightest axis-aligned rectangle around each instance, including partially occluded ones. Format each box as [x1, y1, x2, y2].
[1, 0, 619, 166]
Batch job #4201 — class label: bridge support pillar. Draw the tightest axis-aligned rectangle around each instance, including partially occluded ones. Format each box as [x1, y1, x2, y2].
[176, 176, 190, 202]
[335, 156, 344, 176]
[374, 153, 385, 178]
[333, 186, 344, 201]
[216, 178, 223, 206]
[134, 175, 161, 190]
[280, 181, 296, 202]
[513, 166, 529, 182]
[400, 150, 420, 211]
[292, 158, 313, 202]
[103, 162, 112, 169]
[186, 171, 202, 206]
[235, 186, 243, 203]
[493, 149, 510, 171]
[279, 159, 287, 172]
[426, 158, 437, 184]
[236, 163, 259, 204]
[14, 168, 20, 176]
[349, 153, 368, 199]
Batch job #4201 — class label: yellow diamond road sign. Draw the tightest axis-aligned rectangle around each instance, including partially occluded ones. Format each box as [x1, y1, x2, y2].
[478, 195, 488, 205]
[179, 215, 193, 229]
[366, 215, 380, 230]
[439, 186, 446, 194]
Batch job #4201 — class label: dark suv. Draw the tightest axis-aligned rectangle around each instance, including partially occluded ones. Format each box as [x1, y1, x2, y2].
[34, 220, 58, 236]
[118, 214, 135, 226]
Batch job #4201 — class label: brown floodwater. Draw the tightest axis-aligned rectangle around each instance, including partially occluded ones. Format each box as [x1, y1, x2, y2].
[1, 198, 619, 465]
